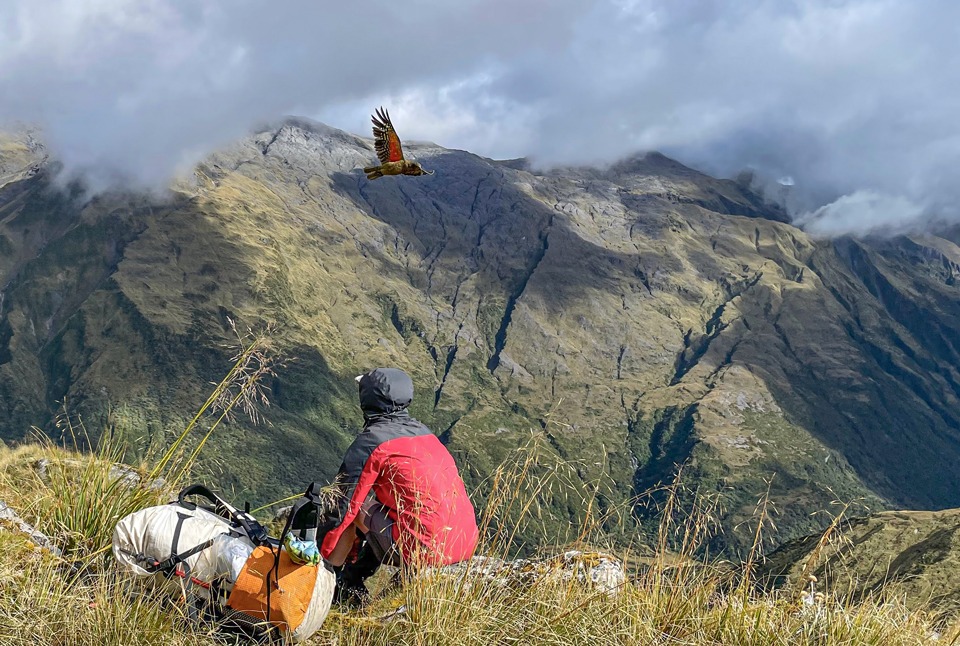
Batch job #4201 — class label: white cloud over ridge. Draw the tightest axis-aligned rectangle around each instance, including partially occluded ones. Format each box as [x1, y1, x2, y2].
[797, 191, 928, 238]
[1, 1, 959, 235]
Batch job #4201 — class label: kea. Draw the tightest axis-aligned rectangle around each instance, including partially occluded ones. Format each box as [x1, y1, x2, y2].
[364, 107, 434, 180]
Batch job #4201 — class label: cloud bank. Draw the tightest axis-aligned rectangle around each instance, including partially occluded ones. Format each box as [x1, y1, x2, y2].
[1, 1, 959, 235]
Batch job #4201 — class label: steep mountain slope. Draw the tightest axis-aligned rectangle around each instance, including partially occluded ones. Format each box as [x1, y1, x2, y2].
[1, 120, 958, 554]
[761, 506, 960, 617]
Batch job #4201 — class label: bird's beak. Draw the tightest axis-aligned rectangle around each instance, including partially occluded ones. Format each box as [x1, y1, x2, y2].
[424, 169, 435, 175]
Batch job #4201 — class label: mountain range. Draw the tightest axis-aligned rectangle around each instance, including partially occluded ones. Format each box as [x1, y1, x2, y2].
[1, 119, 959, 555]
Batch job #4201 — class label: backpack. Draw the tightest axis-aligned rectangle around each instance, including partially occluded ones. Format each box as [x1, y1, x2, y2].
[224, 482, 339, 641]
[112, 483, 336, 643]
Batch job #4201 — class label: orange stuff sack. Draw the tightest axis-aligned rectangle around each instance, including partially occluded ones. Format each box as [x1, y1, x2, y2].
[226, 545, 335, 642]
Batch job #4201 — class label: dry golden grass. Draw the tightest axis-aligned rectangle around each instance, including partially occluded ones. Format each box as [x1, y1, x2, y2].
[318, 573, 955, 646]
[0, 355, 957, 644]
[1, 434, 959, 645]
[316, 448, 959, 645]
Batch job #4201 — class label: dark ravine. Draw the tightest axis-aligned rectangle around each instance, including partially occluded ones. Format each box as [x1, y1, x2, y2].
[0, 122, 958, 556]
[487, 217, 552, 374]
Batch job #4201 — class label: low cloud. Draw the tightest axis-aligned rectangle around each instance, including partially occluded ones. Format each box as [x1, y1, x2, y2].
[2, 1, 959, 235]
[796, 191, 929, 238]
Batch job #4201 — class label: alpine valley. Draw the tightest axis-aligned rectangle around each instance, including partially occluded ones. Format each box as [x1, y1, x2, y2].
[2, 119, 959, 556]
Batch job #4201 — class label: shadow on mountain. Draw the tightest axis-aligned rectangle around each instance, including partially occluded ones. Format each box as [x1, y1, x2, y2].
[327, 153, 748, 313]
[329, 155, 960, 513]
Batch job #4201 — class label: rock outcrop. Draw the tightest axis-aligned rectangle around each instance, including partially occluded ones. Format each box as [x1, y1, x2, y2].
[0, 499, 61, 556]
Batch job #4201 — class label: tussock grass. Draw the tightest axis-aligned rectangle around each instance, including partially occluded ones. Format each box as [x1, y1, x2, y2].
[0, 537, 219, 646]
[29, 424, 168, 561]
[1, 345, 958, 644]
[0, 442, 222, 645]
[2, 432, 959, 645]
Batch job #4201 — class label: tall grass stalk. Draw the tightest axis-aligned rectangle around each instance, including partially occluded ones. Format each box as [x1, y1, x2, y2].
[149, 320, 275, 484]
[17, 324, 276, 564]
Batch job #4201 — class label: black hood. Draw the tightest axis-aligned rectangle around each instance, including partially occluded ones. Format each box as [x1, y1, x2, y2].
[357, 368, 414, 420]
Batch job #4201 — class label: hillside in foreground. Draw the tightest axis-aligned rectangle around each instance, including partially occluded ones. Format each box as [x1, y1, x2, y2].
[1, 120, 959, 553]
[1, 440, 957, 645]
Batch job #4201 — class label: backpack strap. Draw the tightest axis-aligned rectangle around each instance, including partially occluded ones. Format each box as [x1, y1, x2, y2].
[176, 483, 272, 547]
[143, 538, 217, 576]
[233, 509, 271, 547]
[177, 484, 234, 518]
[124, 510, 214, 576]
[278, 482, 327, 547]
[116, 535, 218, 579]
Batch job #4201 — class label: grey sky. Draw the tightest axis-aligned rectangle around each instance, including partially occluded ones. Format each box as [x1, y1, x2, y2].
[1, 1, 958, 235]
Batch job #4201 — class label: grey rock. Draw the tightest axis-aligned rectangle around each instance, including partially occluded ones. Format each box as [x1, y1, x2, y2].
[423, 550, 626, 595]
[32, 458, 166, 491]
[0, 499, 62, 557]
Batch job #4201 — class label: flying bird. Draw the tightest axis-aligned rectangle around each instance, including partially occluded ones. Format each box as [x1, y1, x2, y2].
[364, 107, 433, 180]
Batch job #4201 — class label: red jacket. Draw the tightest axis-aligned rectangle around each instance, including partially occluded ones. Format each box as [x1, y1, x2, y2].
[321, 433, 478, 566]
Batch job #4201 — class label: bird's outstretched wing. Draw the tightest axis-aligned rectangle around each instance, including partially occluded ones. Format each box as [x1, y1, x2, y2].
[371, 107, 405, 164]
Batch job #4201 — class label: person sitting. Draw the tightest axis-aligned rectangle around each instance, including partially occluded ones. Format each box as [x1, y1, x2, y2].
[320, 367, 479, 603]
